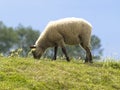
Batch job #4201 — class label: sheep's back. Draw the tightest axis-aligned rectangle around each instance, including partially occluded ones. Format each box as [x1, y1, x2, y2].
[44, 18, 92, 45]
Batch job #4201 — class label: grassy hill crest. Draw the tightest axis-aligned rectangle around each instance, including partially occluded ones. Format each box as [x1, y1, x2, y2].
[0, 57, 120, 90]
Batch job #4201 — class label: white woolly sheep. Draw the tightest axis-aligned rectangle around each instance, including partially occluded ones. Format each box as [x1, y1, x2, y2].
[30, 17, 93, 63]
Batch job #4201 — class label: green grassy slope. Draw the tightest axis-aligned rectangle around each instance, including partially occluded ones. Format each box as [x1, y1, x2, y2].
[0, 57, 120, 90]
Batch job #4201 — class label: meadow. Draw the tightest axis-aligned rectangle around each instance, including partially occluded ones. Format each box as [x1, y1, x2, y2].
[0, 56, 120, 90]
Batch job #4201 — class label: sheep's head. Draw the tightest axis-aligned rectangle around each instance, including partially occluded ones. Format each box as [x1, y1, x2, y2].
[30, 45, 44, 59]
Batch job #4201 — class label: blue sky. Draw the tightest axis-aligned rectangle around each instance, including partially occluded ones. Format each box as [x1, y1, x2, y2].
[0, 0, 120, 58]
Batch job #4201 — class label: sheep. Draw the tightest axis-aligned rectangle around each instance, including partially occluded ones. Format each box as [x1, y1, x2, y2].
[30, 17, 93, 63]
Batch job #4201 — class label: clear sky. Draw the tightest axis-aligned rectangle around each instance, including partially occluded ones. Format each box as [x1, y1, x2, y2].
[0, 0, 120, 59]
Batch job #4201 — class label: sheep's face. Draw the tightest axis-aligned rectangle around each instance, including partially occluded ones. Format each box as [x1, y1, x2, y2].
[30, 45, 44, 59]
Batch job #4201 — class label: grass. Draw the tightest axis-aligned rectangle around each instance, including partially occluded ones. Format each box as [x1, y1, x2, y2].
[0, 57, 120, 90]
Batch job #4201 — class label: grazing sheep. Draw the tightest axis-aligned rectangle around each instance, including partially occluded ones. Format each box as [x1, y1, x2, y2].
[30, 17, 93, 63]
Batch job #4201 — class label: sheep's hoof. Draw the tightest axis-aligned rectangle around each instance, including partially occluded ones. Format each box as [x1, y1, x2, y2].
[84, 61, 88, 64]
[84, 60, 93, 64]
[67, 60, 70, 62]
[89, 61, 93, 63]
[84, 59, 88, 63]
[52, 57, 56, 60]
[66, 57, 70, 62]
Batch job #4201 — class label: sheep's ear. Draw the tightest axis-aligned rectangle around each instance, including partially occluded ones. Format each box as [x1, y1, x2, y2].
[30, 45, 36, 49]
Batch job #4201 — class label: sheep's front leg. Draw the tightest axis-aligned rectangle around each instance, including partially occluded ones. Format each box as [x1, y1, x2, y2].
[61, 47, 70, 62]
[58, 39, 70, 62]
[52, 46, 58, 60]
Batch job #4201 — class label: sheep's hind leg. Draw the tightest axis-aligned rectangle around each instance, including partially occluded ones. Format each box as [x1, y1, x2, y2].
[52, 46, 58, 60]
[80, 44, 92, 63]
[84, 46, 93, 63]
